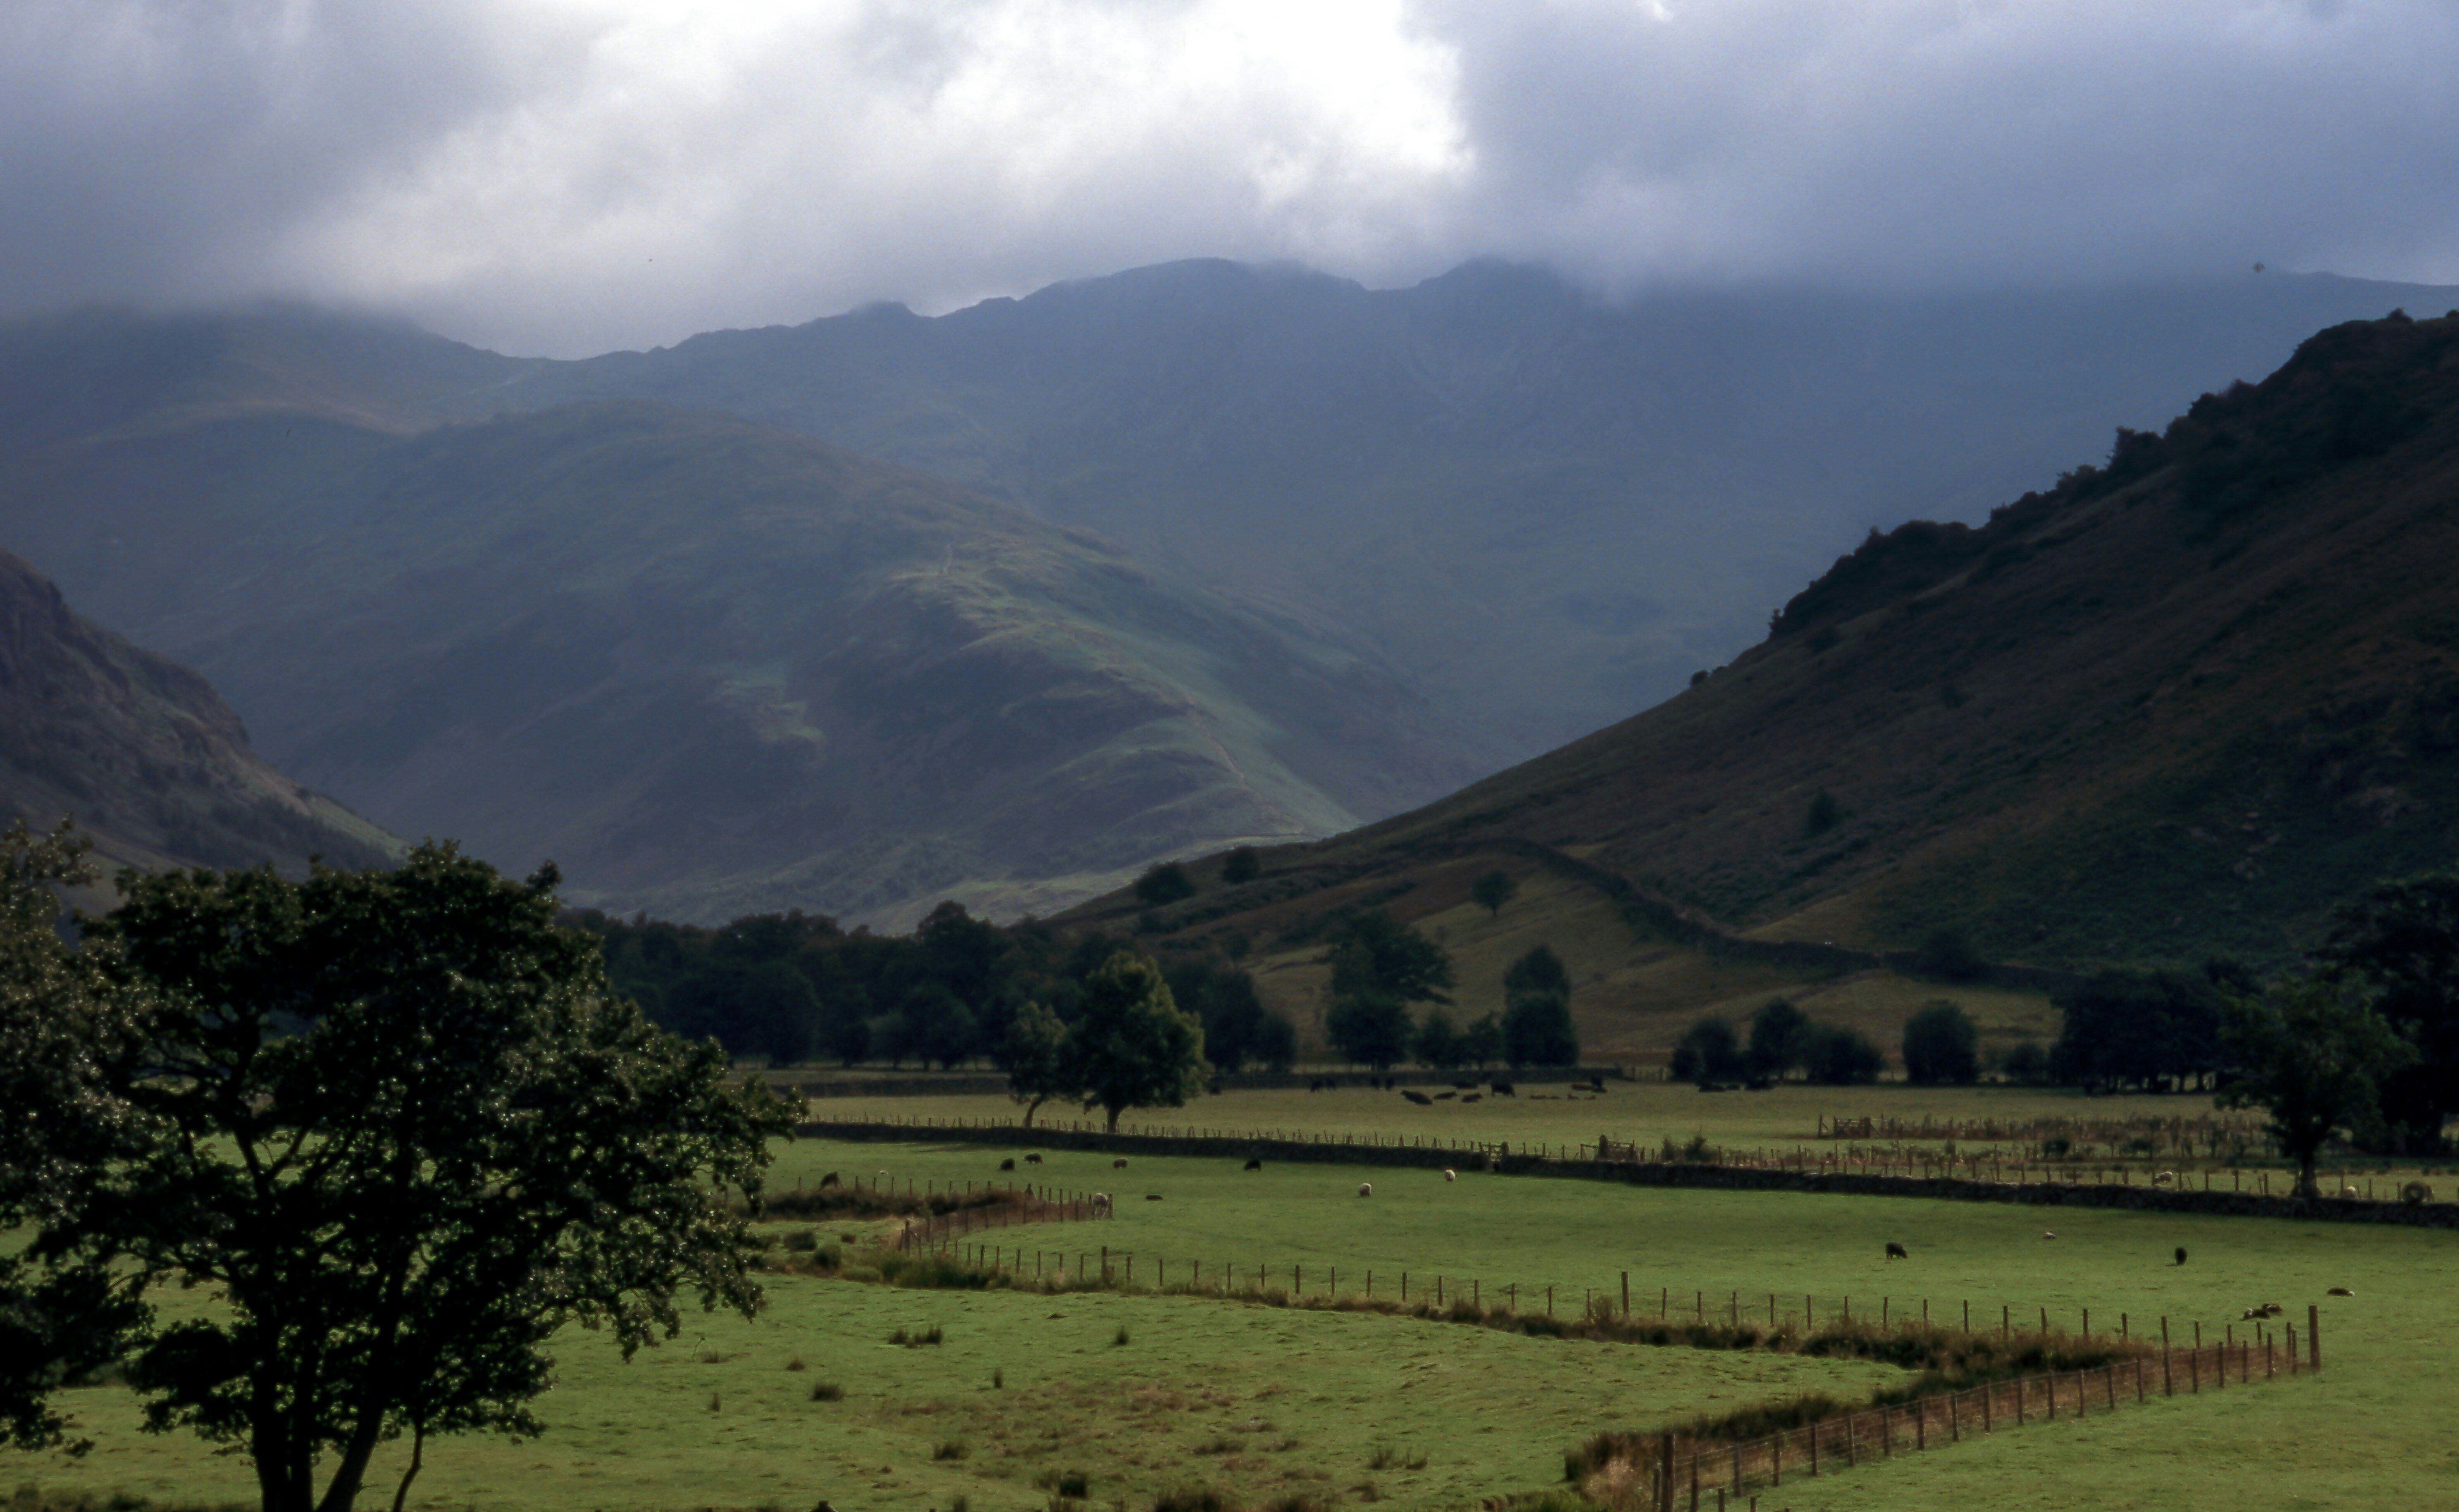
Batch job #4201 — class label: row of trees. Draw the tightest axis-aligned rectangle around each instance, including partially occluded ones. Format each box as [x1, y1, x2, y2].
[1319, 912, 1581, 1069]
[1670, 999, 1892, 1087]
[571, 905, 1298, 1075]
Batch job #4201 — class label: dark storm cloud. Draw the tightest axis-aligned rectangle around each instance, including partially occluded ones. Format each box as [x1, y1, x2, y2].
[2, 0, 2454, 355]
[0, 0, 595, 310]
[1418, 0, 2459, 291]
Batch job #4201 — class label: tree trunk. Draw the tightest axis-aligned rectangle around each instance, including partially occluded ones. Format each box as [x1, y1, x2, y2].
[387, 1424, 426, 1512]
[2294, 1154, 2320, 1199]
[1023, 1095, 1045, 1128]
[1105, 1106, 1121, 1133]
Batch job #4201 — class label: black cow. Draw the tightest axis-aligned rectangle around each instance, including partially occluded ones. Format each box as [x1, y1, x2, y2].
[1403, 1090, 1433, 1106]
[1243, 1157, 1263, 1171]
[1025, 1153, 1043, 1164]
[1884, 1241, 1908, 1261]
[999, 1158, 1015, 1171]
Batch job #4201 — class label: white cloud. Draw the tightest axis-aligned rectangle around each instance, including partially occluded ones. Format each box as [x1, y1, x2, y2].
[3, 0, 2455, 353]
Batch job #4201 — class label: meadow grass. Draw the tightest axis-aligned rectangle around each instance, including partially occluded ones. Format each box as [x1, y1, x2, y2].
[773, 1135, 2458, 1510]
[788, 1080, 2296, 1163]
[18, 1264, 1892, 1512]
[24, 1132, 2455, 1512]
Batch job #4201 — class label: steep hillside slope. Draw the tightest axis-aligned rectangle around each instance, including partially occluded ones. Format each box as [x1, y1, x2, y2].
[0, 548, 394, 882]
[1074, 310, 2459, 981]
[498, 261, 2459, 751]
[0, 399, 1470, 928]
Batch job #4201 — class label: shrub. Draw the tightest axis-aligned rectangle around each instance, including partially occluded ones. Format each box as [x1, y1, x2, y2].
[810, 1381, 844, 1401]
[933, 1439, 969, 1461]
[1670, 1017, 1744, 1087]
[1152, 1488, 1239, 1512]
[1804, 1025, 1884, 1085]
[1902, 1001, 1980, 1085]
[1222, 847, 1261, 885]
[1135, 862, 1197, 904]
[1805, 789, 1841, 835]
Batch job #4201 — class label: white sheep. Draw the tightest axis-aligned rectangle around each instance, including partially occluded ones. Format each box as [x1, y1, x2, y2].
[1443, 1169, 1457, 1183]
[1358, 1182, 1373, 1198]
[2042, 1231, 2057, 1240]
[2153, 1171, 2176, 1187]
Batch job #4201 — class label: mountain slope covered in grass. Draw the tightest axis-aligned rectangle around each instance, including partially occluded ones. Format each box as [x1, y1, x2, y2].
[1070, 310, 2459, 986]
[0, 381, 1470, 926]
[0, 548, 395, 886]
[492, 261, 2459, 752]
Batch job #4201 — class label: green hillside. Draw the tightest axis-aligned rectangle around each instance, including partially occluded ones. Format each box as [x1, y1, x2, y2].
[490, 261, 2459, 755]
[0, 547, 395, 891]
[1059, 311, 2459, 1051]
[0, 384, 1475, 927]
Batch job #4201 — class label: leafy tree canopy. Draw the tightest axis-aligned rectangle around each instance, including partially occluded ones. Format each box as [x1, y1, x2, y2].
[1901, 1000, 1980, 1085]
[1470, 870, 1517, 917]
[2219, 975, 2416, 1197]
[1746, 999, 1812, 1079]
[2317, 872, 2459, 1152]
[2, 832, 792, 1512]
[1063, 950, 1209, 1132]
[1671, 1017, 1745, 1087]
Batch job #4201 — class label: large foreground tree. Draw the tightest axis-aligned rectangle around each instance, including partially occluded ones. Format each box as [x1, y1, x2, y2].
[1064, 950, 1209, 1132]
[0, 832, 794, 1512]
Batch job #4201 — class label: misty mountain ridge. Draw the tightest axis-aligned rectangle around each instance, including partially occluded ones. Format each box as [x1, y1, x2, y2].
[1081, 308, 2459, 978]
[7, 260, 2455, 927]
[0, 386, 1474, 927]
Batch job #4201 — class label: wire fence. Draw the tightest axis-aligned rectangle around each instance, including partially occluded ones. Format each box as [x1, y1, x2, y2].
[1600, 1319, 2321, 1511]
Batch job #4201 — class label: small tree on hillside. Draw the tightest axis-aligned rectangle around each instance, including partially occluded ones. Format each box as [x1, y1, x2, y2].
[1221, 847, 1262, 885]
[1671, 1017, 1745, 1087]
[2219, 975, 2415, 1198]
[1901, 1000, 1979, 1085]
[1747, 999, 1813, 1080]
[1413, 1008, 1463, 1068]
[996, 999, 1073, 1127]
[1134, 862, 1197, 905]
[1460, 1012, 1505, 1068]
[1501, 945, 1579, 1067]
[1326, 912, 1453, 1069]
[1804, 1024, 1884, 1085]
[1470, 870, 1517, 918]
[1064, 951, 1209, 1133]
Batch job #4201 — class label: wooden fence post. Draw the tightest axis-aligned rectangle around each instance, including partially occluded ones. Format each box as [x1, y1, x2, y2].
[2309, 1303, 2321, 1370]
[1623, 1271, 1630, 1316]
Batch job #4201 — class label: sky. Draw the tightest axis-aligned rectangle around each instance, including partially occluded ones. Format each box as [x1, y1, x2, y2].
[5, 0, 2457, 356]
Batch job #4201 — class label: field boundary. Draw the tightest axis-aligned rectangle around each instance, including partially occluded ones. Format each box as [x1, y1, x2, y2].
[1594, 1325, 2317, 1511]
[794, 1118, 2459, 1228]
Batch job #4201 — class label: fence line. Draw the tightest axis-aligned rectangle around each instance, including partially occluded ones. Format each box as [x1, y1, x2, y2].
[1610, 1314, 2321, 1511]
[794, 1117, 2459, 1227]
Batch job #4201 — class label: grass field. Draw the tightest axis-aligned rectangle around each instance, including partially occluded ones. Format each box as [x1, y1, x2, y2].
[23, 1131, 2457, 1512]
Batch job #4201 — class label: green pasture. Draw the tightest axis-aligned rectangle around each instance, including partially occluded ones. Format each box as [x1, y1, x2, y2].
[22, 1134, 2457, 1512]
[19, 1257, 1890, 1512]
[794, 1082, 2249, 1160]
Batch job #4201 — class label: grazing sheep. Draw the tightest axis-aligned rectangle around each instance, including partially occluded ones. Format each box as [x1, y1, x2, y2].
[999, 1158, 1015, 1171]
[2153, 1171, 2176, 1187]
[2175, 1246, 2188, 1266]
[1025, 1153, 1043, 1164]
[2241, 1302, 2284, 1319]
[1453, 1081, 1476, 1090]
[1357, 1183, 1373, 1198]
[2327, 1286, 2354, 1297]
[1243, 1157, 1263, 1171]
[1403, 1090, 1434, 1106]
[1461, 1093, 1482, 1103]
[1145, 1193, 1163, 1201]
[1590, 1078, 1608, 1093]
[1113, 1158, 1128, 1169]
[1884, 1241, 1908, 1261]
[2042, 1231, 2057, 1240]
[1491, 1080, 1515, 1096]
[1443, 1169, 1457, 1183]
[1434, 1091, 1457, 1101]
[2340, 1184, 2361, 1198]
[818, 1171, 841, 1189]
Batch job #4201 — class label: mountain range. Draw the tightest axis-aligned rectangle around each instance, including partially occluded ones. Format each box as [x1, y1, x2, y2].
[7, 262, 2455, 926]
[1067, 310, 2459, 1040]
